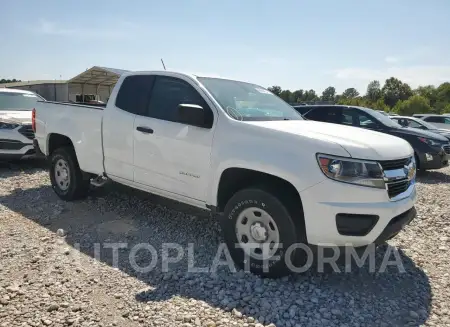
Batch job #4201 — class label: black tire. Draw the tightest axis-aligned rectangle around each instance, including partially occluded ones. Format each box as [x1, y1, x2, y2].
[49, 147, 90, 201]
[220, 188, 308, 278]
[414, 153, 425, 173]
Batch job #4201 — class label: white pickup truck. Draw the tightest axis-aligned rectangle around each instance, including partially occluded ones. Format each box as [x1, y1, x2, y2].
[34, 71, 417, 277]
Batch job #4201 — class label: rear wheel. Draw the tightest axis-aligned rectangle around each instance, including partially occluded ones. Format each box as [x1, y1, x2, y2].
[220, 188, 308, 278]
[49, 147, 90, 200]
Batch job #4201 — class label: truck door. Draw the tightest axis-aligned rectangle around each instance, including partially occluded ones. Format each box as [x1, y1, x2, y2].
[102, 75, 154, 181]
[133, 74, 215, 202]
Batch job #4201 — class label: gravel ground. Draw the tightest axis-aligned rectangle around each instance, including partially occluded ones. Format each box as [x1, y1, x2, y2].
[0, 159, 449, 327]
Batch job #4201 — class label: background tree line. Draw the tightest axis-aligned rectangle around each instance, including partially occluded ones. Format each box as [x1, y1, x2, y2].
[0, 79, 21, 84]
[268, 77, 450, 116]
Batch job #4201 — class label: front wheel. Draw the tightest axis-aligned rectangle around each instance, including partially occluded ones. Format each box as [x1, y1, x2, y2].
[49, 147, 90, 201]
[220, 188, 307, 278]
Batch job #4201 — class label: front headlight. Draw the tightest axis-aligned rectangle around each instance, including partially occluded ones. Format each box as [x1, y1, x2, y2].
[0, 122, 20, 129]
[418, 137, 441, 146]
[317, 154, 385, 188]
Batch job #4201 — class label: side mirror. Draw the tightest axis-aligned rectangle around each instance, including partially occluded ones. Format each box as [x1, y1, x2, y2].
[177, 104, 205, 127]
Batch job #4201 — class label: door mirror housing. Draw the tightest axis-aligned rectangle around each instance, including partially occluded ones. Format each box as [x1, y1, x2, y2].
[177, 104, 206, 127]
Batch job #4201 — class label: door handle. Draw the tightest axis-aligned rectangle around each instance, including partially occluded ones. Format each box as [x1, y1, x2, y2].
[136, 126, 154, 134]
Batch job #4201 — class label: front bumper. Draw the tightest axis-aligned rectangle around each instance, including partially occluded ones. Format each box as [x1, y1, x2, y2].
[0, 125, 35, 160]
[418, 147, 449, 169]
[299, 178, 417, 247]
[374, 206, 416, 244]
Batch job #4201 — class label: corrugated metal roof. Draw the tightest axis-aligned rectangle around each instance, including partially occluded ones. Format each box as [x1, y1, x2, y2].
[0, 80, 68, 88]
[97, 66, 130, 76]
[1, 66, 129, 89]
[68, 66, 129, 86]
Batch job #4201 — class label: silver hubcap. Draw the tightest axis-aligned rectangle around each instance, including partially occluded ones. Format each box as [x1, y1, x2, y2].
[54, 159, 70, 191]
[235, 207, 280, 260]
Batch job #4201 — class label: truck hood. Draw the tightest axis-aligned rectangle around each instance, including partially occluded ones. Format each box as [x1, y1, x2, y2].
[0, 110, 32, 124]
[246, 120, 413, 160]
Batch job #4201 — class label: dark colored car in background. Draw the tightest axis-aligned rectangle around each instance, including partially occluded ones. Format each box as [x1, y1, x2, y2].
[293, 105, 450, 170]
[391, 116, 450, 141]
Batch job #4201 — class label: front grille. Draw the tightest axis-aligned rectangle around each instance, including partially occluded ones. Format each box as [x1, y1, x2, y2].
[18, 124, 35, 140]
[379, 157, 410, 170]
[443, 145, 450, 154]
[387, 179, 410, 198]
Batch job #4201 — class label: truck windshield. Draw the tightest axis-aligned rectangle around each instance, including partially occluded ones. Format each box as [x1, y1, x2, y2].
[0, 92, 44, 111]
[198, 77, 303, 121]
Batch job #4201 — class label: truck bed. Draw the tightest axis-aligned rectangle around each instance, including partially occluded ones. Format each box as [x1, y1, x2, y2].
[34, 101, 105, 175]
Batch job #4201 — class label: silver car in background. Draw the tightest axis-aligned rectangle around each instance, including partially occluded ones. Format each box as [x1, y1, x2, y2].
[0, 88, 45, 161]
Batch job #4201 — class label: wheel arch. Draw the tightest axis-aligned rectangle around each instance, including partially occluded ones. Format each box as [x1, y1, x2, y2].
[47, 133, 75, 156]
[214, 167, 306, 243]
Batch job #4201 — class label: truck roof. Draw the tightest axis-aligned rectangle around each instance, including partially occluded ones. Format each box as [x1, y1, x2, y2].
[127, 70, 249, 84]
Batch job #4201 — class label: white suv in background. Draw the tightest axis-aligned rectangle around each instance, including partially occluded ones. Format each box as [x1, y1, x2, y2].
[415, 114, 450, 131]
[0, 88, 44, 161]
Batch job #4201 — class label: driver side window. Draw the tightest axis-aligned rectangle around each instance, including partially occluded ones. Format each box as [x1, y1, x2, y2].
[147, 76, 213, 127]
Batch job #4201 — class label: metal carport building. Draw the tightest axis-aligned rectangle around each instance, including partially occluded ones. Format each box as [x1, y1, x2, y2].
[1, 66, 128, 102]
[67, 66, 129, 103]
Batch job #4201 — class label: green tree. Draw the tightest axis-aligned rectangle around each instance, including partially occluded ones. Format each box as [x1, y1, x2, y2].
[267, 86, 282, 96]
[0, 78, 20, 84]
[366, 80, 382, 102]
[435, 82, 450, 113]
[292, 89, 305, 103]
[321, 86, 336, 102]
[370, 98, 389, 112]
[443, 103, 450, 114]
[392, 100, 404, 114]
[338, 96, 367, 106]
[393, 95, 431, 115]
[279, 89, 293, 102]
[414, 85, 437, 108]
[381, 77, 413, 108]
[304, 89, 318, 102]
[341, 88, 360, 99]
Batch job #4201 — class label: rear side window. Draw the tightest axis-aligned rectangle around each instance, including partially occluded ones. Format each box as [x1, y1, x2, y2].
[147, 76, 213, 127]
[115, 75, 154, 115]
[303, 107, 330, 122]
[304, 107, 349, 124]
[424, 116, 450, 124]
[423, 116, 439, 123]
